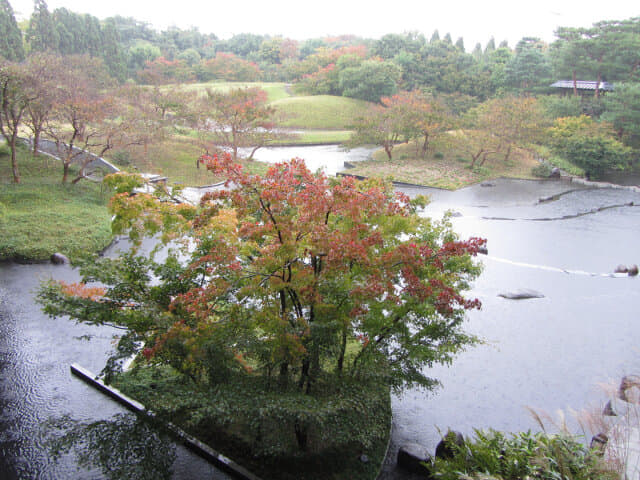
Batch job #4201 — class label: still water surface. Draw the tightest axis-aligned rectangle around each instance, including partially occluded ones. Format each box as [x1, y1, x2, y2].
[2, 146, 640, 478]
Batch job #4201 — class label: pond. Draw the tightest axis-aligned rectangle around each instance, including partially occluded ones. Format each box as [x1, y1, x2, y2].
[2, 146, 640, 478]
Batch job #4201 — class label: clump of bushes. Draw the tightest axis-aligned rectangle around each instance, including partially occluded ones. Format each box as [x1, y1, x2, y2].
[432, 429, 617, 480]
[531, 163, 553, 178]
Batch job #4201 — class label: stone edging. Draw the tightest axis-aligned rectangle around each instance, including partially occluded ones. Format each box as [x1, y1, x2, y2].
[70, 364, 263, 480]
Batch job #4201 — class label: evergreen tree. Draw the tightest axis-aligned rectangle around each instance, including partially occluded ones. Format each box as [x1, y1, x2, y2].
[0, 0, 25, 61]
[484, 37, 496, 54]
[101, 19, 127, 82]
[26, 0, 58, 52]
[472, 42, 483, 59]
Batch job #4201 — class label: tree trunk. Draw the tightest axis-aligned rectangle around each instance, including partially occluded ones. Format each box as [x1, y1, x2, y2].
[278, 362, 289, 389]
[384, 142, 393, 161]
[298, 358, 310, 392]
[337, 328, 347, 374]
[503, 144, 512, 162]
[572, 70, 578, 97]
[294, 420, 308, 451]
[10, 136, 20, 183]
[62, 162, 70, 184]
[470, 149, 484, 169]
[32, 130, 40, 156]
[421, 132, 429, 159]
[247, 146, 260, 161]
[595, 73, 601, 99]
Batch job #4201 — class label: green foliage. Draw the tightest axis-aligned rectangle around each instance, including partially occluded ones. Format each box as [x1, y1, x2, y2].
[532, 145, 584, 177]
[48, 413, 176, 480]
[432, 429, 617, 480]
[26, 0, 58, 53]
[0, 0, 24, 61]
[103, 171, 144, 194]
[539, 95, 584, 120]
[338, 60, 402, 103]
[113, 366, 390, 479]
[602, 82, 640, 149]
[128, 41, 162, 74]
[505, 37, 552, 93]
[548, 116, 631, 178]
[531, 162, 553, 177]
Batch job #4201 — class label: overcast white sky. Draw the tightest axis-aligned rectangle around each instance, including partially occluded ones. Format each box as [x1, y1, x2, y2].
[9, 0, 640, 50]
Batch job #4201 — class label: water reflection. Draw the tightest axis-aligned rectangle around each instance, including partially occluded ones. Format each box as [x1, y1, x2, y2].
[0, 263, 231, 479]
[246, 144, 376, 176]
[47, 413, 176, 480]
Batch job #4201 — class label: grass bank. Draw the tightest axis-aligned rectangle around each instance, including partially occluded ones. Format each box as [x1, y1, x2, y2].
[346, 137, 541, 190]
[272, 95, 371, 129]
[0, 143, 113, 262]
[178, 81, 290, 102]
[122, 134, 270, 187]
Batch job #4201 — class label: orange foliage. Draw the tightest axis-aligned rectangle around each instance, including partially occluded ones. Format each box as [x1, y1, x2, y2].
[60, 282, 106, 301]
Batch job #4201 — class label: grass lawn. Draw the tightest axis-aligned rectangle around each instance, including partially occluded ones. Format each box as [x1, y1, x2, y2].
[177, 81, 290, 102]
[289, 129, 353, 144]
[271, 95, 372, 129]
[346, 137, 541, 190]
[122, 135, 269, 187]
[0, 143, 113, 262]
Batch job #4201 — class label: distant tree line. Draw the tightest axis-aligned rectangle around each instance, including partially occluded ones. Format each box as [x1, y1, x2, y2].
[1, 0, 640, 179]
[2, 1, 638, 99]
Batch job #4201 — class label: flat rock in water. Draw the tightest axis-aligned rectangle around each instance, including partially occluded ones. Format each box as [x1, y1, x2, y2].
[498, 289, 545, 300]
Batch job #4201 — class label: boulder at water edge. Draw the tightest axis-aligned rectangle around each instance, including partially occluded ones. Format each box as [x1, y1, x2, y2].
[397, 443, 433, 476]
[628, 265, 639, 276]
[619, 375, 640, 403]
[51, 252, 70, 265]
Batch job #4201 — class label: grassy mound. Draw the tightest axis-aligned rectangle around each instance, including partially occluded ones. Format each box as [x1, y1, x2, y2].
[272, 95, 372, 129]
[180, 81, 290, 102]
[0, 143, 113, 262]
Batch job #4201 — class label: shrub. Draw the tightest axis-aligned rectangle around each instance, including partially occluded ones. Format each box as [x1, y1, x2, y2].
[547, 116, 631, 178]
[531, 163, 553, 177]
[432, 429, 617, 480]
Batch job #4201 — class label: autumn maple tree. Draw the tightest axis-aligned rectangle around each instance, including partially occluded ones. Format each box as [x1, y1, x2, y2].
[0, 58, 38, 183]
[196, 86, 282, 162]
[40, 155, 484, 393]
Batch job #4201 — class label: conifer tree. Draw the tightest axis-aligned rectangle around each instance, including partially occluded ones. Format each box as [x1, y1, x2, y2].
[0, 0, 25, 61]
[26, 0, 58, 52]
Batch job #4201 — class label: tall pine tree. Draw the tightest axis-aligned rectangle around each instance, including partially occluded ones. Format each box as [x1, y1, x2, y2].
[26, 0, 57, 53]
[0, 0, 24, 61]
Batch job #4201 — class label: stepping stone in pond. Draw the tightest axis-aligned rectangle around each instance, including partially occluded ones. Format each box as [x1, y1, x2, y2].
[498, 289, 545, 300]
